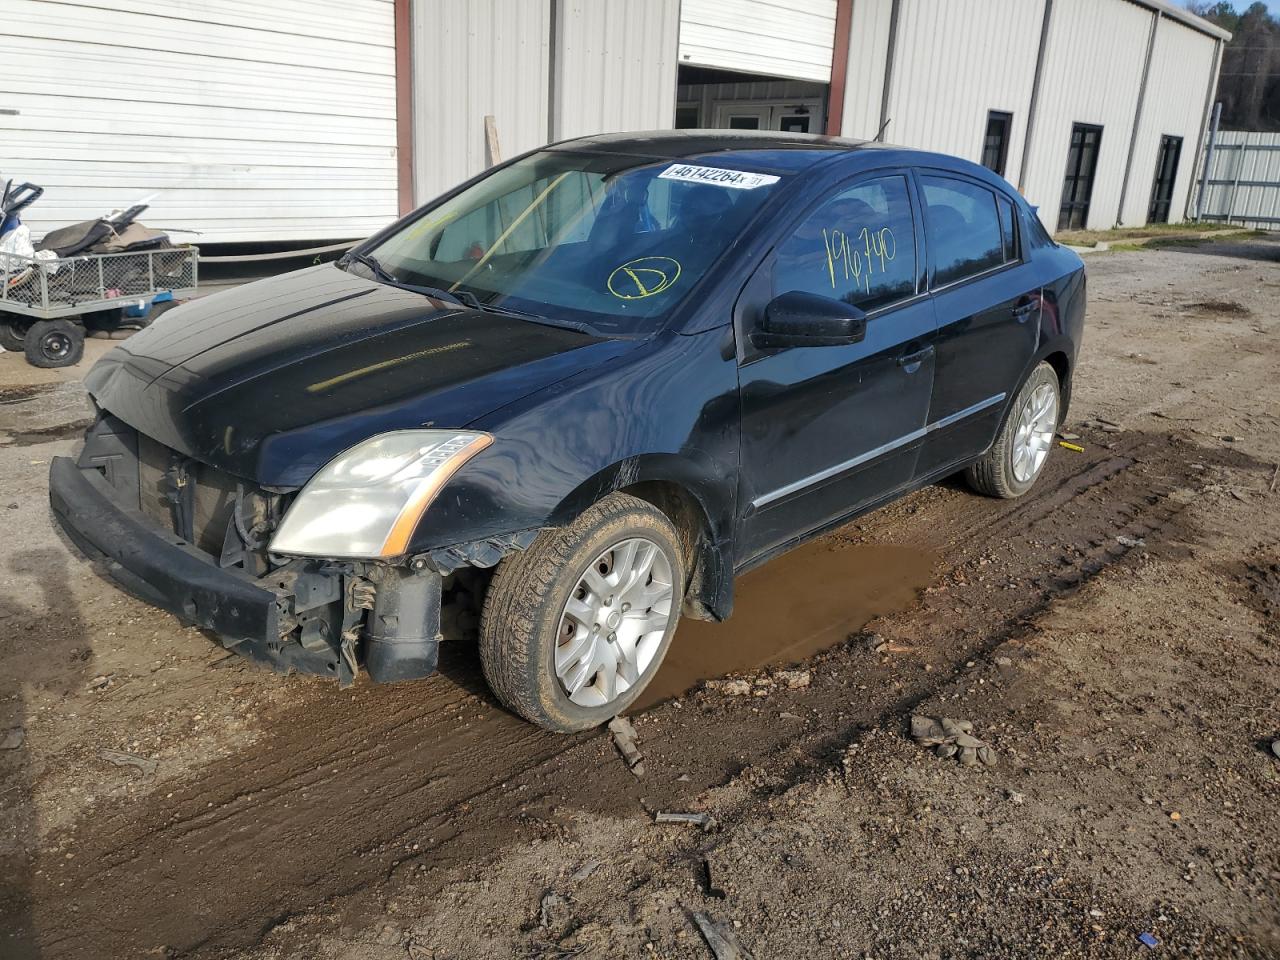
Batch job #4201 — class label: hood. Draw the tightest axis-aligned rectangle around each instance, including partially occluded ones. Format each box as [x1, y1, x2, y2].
[85, 263, 636, 487]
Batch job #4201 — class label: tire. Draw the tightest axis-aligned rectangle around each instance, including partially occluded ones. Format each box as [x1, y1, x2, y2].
[80, 308, 123, 333]
[965, 361, 1061, 499]
[118, 299, 179, 331]
[480, 492, 686, 733]
[0, 320, 27, 353]
[23, 319, 85, 368]
[141, 299, 180, 326]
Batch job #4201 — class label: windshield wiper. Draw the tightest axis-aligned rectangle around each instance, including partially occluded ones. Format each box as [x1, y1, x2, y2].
[342, 254, 597, 335]
[474, 300, 601, 337]
[343, 252, 475, 308]
[344, 251, 396, 284]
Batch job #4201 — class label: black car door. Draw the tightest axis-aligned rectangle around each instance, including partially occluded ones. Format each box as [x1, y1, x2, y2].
[735, 172, 937, 564]
[914, 172, 1042, 477]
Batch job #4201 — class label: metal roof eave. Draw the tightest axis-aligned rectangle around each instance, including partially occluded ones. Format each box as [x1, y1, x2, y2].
[1132, 0, 1232, 42]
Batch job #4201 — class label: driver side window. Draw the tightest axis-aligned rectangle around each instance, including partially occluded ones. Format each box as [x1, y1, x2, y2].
[773, 175, 918, 312]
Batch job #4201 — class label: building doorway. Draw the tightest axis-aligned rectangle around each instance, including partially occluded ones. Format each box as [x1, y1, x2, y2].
[1058, 123, 1103, 231]
[1147, 135, 1183, 224]
[676, 65, 829, 134]
[712, 101, 822, 132]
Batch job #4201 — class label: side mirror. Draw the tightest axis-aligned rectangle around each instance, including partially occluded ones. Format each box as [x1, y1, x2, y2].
[750, 290, 868, 349]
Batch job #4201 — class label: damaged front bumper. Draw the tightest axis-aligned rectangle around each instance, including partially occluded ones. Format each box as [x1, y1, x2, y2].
[49, 449, 445, 686]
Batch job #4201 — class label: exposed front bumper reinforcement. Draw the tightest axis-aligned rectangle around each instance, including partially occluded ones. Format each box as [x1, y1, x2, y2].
[49, 453, 444, 686]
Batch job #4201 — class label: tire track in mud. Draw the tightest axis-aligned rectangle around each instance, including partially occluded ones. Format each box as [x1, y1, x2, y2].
[19, 430, 1265, 960]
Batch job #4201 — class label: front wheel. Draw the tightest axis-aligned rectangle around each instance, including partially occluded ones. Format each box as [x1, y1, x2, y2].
[480, 492, 685, 732]
[965, 362, 1061, 498]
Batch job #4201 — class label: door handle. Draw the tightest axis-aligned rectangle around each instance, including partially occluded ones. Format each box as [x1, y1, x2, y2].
[896, 345, 935, 369]
[1012, 301, 1039, 321]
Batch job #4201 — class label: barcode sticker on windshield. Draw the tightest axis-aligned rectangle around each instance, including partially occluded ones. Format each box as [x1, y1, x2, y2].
[658, 164, 780, 190]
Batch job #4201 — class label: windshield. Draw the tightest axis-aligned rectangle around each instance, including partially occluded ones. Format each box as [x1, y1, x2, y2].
[361, 151, 782, 334]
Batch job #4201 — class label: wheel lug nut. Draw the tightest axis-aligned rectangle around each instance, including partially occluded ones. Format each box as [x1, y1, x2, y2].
[608, 633, 616, 643]
[622, 602, 630, 612]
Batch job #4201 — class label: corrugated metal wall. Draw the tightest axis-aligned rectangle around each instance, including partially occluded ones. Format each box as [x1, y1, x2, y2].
[411, 0, 551, 206]
[679, 0, 838, 82]
[1, 0, 399, 244]
[884, 0, 1042, 180]
[840, 0, 893, 140]
[554, 0, 679, 139]
[1196, 131, 1280, 229]
[1119, 16, 1218, 225]
[1020, 0, 1153, 231]
[839, 0, 1221, 233]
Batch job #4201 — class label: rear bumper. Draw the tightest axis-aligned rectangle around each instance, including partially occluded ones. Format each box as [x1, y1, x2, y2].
[49, 455, 281, 642]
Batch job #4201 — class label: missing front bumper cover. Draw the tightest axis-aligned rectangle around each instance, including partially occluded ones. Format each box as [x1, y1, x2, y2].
[49, 453, 445, 686]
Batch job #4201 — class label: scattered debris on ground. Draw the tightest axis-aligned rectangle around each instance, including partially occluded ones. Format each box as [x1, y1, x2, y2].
[910, 715, 998, 767]
[654, 810, 716, 831]
[96, 749, 157, 777]
[4, 239, 1280, 959]
[608, 715, 645, 776]
[693, 912, 754, 960]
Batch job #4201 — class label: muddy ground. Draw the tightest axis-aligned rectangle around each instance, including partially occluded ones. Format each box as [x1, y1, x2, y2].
[1, 237, 1278, 959]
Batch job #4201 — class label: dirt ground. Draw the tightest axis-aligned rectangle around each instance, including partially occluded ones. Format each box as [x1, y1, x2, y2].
[1, 236, 1278, 959]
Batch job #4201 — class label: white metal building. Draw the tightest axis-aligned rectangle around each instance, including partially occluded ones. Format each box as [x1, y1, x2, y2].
[0, 0, 1228, 244]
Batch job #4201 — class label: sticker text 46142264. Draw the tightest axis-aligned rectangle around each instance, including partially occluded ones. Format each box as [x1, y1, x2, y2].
[657, 164, 781, 190]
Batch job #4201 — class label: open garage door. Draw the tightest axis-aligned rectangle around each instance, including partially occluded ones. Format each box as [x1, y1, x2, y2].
[678, 0, 838, 82]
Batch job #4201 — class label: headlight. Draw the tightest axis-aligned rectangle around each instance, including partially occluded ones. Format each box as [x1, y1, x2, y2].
[268, 430, 492, 559]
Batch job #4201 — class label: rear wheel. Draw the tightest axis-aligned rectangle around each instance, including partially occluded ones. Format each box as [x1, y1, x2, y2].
[480, 492, 685, 732]
[0, 320, 27, 352]
[23, 319, 85, 368]
[965, 362, 1060, 498]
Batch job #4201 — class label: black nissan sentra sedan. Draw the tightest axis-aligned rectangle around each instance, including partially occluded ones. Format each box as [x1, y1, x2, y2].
[50, 132, 1085, 732]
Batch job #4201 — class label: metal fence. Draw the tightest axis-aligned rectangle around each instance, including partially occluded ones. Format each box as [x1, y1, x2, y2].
[0, 247, 198, 319]
[1195, 130, 1280, 230]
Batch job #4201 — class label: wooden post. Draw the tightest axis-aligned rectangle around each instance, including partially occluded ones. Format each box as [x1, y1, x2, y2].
[485, 115, 502, 168]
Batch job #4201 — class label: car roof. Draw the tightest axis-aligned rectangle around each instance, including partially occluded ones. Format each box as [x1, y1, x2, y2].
[549, 129, 876, 174]
[549, 129, 1012, 189]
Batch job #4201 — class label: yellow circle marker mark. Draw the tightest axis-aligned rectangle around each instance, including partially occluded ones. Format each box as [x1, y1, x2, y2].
[607, 256, 682, 300]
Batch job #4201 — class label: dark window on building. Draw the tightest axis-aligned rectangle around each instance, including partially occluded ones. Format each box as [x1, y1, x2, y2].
[728, 115, 760, 130]
[773, 175, 917, 312]
[1147, 135, 1183, 224]
[921, 175, 1005, 287]
[1058, 123, 1103, 231]
[981, 111, 1013, 176]
[675, 106, 700, 129]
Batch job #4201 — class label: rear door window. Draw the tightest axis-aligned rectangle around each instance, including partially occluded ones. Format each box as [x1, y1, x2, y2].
[920, 175, 1006, 287]
[773, 175, 918, 312]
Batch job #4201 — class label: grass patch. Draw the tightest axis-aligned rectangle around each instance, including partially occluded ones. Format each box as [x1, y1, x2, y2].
[1057, 222, 1241, 246]
[1090, 229, 1264, 253]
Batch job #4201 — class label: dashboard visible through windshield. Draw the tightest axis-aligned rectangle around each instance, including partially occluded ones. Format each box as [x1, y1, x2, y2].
[359, 151, 782, 334]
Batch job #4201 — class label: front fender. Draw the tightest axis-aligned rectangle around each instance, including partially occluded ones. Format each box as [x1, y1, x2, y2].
[403, 327, 742, 618]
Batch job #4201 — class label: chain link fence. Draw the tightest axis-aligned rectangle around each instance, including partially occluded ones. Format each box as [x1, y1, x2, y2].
[0, 247, 198, 318]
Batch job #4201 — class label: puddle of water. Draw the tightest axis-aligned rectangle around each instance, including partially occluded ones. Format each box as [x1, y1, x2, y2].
[635, 539, 937, 710]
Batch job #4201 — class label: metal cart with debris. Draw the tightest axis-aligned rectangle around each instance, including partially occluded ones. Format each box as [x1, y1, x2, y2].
[0, 245, 198, 367]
